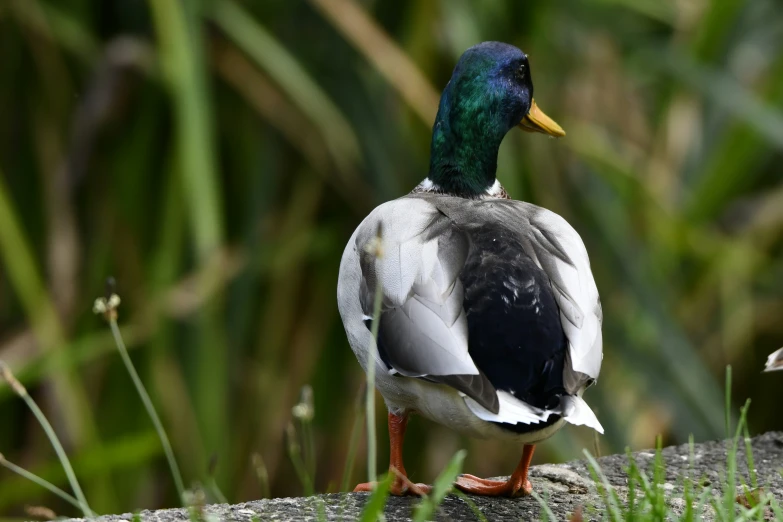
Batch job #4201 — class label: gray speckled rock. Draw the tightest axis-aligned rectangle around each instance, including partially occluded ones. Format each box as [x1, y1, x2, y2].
[70, 432, 783, 522]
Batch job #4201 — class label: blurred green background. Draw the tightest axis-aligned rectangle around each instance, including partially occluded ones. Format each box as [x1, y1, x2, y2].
[1, 0, 782, 517]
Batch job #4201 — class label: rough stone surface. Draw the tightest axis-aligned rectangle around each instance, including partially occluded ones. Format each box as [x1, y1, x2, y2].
[70, 432, 783, 521]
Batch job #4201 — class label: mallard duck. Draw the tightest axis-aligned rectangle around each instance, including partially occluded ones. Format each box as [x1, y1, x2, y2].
[337, 41, 603, 497]
[765, 348, 783, 372]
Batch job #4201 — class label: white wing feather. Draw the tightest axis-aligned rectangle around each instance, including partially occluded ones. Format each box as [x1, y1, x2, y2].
[356, 198, 479, 376]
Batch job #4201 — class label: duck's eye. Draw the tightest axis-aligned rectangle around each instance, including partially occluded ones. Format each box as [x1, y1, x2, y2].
[516, 63, 526, 80]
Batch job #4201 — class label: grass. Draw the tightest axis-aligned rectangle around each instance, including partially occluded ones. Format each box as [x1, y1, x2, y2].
[0, 287, 779, 521]
[0, 362, 94, 518]
[523, 367, 783, 521]
[570, 406, 782, 522]
[277, 359, 782, 521]
[0, 453, 82, 512]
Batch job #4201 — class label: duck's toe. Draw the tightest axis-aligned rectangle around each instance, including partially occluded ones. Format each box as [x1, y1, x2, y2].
[353, 482, 374, 493]
[352, 479, 431, 496]
[398, 482, 432, 496]
[454, 474, 532, 497]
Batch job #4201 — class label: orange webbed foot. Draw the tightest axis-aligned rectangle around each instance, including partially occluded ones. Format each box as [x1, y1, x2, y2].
[454, 474, 532, 497]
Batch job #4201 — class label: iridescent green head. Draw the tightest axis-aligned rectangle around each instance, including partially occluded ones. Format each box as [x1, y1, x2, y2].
[428, 42, 564, 197]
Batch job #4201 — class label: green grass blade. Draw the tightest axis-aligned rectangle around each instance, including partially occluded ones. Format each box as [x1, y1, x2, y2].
[451, 490, 488, 522]
[0, 454, 81, 511]
[530, 490, 558, 522]
[742, 423, 757, 489]
[413, 449, 465, 522]
[583, 449, 623, 522]
[725, 365, 732, 439]
[358, 472, 393, 522]
[0, 362, 94, 517]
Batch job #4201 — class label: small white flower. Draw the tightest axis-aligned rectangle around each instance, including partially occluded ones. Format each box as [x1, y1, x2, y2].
[92, 298, 108, 315]
[93, 293, 121, 317]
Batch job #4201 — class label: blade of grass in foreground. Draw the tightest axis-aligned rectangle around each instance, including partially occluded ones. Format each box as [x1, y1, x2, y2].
[358, 472, 393, 522]
[0, 362, 94, 518]
[451, 490, 489, 522]
[0, 454, 81, 511]
[0, 431, 162, 511]
[530, 490, 559, 522]
[583, 450, 622, 522]
[725, 365, 732, 439]
[413, 449, 466, 522]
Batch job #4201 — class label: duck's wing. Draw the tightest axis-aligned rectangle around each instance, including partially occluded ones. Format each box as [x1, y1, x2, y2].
[438, 199, 603, 391]
[765, 347, 783, 372]
[351, 197, 504, 414]
[425, 198, 603, 432]
[521, 207, 603, 391]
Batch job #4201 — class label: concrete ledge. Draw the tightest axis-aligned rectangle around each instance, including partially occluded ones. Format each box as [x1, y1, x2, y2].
[71, 432, 783, 521]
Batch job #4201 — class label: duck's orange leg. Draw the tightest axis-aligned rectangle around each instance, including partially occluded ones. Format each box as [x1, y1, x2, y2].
[353, 411, 432, 496]
[454, 444, 535, 497]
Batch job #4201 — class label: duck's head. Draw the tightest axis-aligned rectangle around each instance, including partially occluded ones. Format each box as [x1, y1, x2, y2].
[428, 42, 564, 196]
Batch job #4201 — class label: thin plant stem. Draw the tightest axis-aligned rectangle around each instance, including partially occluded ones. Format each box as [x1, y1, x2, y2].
[302, 419, 316, 483]
[340, 385, 365, 492]
[363, 225, 384, 486]
[251, 453, 271, 499]
[0, 454, 82, 510]
[724, 365, 732, 439]
[208, 478, 228, 504]
[108, 319, 186, 499]
[742, 413, 758, 489]
[286, 422, 314, 496]
[365, 256, 383, 485]
[0, 362, 94, 518]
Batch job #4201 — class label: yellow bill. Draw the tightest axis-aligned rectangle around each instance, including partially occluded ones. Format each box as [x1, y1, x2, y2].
[518, 99, 566, 137]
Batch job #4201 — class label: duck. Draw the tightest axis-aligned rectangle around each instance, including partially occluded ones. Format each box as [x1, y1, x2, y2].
[765, 348, 783, 372]
[337, 41, 603, 498]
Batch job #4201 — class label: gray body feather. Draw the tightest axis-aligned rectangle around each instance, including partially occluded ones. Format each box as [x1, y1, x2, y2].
[337, 191, 604, 441]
